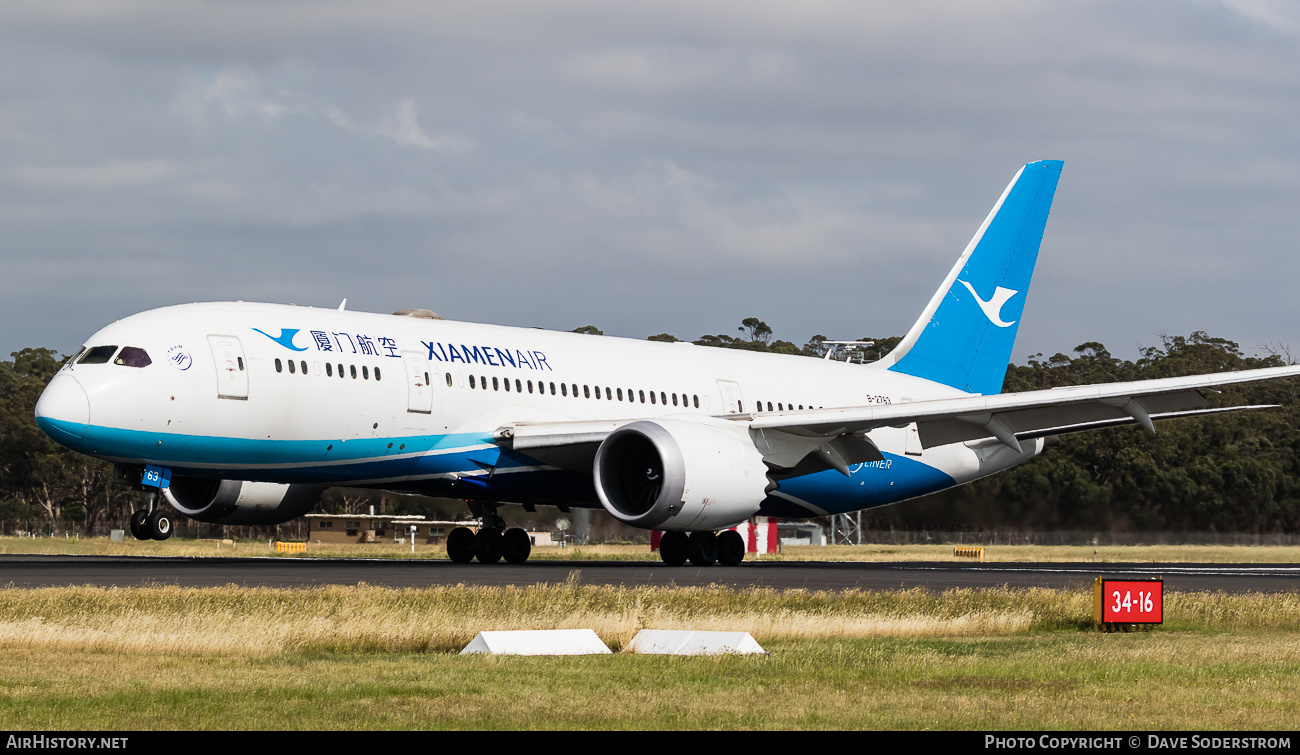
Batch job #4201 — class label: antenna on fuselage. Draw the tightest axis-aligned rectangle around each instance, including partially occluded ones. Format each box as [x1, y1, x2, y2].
[338, 298, 347, 311]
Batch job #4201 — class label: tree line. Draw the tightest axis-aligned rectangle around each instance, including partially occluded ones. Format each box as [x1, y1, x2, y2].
[3, 324, 1298, 536]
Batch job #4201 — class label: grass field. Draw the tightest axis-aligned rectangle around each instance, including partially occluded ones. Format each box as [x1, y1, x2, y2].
[0, 581, 1297, 729]
[3, 535, 1300, 563]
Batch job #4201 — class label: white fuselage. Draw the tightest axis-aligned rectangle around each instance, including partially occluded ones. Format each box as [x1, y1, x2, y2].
[35, 301, 1043, 521]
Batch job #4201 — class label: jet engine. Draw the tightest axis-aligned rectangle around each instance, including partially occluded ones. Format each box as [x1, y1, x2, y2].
[593, 418, 770, 532]
[163, 477, 323, 525]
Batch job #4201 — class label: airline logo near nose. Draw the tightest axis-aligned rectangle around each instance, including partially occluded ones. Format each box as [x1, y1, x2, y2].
[958, 280, 1019, 328]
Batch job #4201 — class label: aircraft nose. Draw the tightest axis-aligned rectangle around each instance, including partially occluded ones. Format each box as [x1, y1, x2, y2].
[34, 373, 90, 441]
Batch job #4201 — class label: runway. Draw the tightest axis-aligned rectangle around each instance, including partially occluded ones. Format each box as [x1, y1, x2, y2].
[2, 554, 1298, 592]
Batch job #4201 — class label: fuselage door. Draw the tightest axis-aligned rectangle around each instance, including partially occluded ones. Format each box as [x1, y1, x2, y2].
[208, 335, 248, 400]
[717, 379, 744, 414]
[402, 351, 433, 414]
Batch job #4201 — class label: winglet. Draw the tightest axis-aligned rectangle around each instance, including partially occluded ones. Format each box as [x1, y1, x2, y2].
[885, 160, 1063, 395]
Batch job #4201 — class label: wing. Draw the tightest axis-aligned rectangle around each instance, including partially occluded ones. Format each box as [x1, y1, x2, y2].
[496, 364, 1300, 473]
[745, 364, 1300, 450]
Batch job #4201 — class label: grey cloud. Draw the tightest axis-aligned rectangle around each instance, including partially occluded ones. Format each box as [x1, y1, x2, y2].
[2, 1, 1299, 364]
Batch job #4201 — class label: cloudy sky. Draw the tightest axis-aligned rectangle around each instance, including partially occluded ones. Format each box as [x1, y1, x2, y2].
[4, 0, 1299, 364]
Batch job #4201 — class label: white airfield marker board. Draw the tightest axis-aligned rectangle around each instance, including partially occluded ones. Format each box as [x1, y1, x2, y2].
[459, 629, 611, 655]
[624, 630, 766, 655]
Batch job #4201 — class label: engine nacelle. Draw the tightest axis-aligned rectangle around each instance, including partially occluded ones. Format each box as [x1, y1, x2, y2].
[163, 477, 322, 525]
[593, 418, 770, 532]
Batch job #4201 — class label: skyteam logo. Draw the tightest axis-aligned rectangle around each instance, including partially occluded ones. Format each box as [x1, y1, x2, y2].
[958, 280, 1019, 328]
[251, 328, 309, 351]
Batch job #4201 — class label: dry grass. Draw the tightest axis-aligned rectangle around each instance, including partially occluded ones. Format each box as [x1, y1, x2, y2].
[4, 536, 1298, 563]
[774, 542, 1300, 563]
[0, 582, 1297, 729]
[0, 581, 1296, 658]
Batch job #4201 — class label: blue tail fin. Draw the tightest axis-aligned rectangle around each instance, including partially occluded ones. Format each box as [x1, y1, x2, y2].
[886, 160, 1063, 395]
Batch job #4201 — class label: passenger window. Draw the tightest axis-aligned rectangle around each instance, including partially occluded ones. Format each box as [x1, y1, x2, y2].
[571, 383, 578, 397]
[301, 360, 307, 375]
[672, 393, 678, 406]
[350, 365, 357, 379]
[550, 382, 556, 395]
[503, 378, 510, 392]
[326, 363, 333, 377]
[527, 380, 534, 393]
[516, 379, 522, 392]
[470, 375, 476, 389]
[584, 385, 590, 399]
[237, 357, 244, 371]
[480, 375, 487, 389]
[375, 367, 381, 381]
[446, 373, 453, 387]
[337, 364, 344, 378]
[639, 390, 645, 403]
[275, 358, 283, 373]
[561, 383, 568, 397]
[493, 376, 499, 391]
[288, 360, 296, 374]
[363, 366, 370, 380]
[617, 388, 623, 401]
[79, 346, 118, 364]
[693, 395, 699, 408]
[650, 391, 656, 405]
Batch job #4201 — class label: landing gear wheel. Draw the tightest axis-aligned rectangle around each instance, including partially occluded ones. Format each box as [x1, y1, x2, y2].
[717, 530, 745, 566]
[474, 527, 504, 564]
[446, 527, 476, 563]
[659, 531, 688, 566]
[687, 531, 718, 566]
[129, 510, 150, 541]
[146, 510, 173, 541]
[502, 528, 532, 564]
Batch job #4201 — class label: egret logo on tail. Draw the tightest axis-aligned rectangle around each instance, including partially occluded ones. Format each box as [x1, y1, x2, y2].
[958, 280, 1019, 328]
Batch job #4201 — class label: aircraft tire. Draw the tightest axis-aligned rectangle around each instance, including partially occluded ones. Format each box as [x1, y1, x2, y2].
[659, 531, 688, 566]
[474, 527, 504, 564]
[687, 531, 718, 567]
[147, 510, 173, 541]
[717, 530, 745, 566]
[446, 527, 476, 563]
[502, 527, 532, 564]
[129, 510, 150, 540]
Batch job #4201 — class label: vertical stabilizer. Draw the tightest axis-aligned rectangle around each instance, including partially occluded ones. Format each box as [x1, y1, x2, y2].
[885, 160, 1063, 395]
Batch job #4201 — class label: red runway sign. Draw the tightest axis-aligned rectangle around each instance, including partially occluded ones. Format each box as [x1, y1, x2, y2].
[1093, 577, 1163, 625]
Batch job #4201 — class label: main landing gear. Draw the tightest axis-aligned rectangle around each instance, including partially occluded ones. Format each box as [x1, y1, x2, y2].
[445, 526, 533, 564]
[658, 530, 746, 567]
[446, 501, 533, 564]
[128, 492, 173, 541]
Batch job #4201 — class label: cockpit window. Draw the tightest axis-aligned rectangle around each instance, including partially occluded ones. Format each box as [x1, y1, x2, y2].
[78, 346, 118, 364]
[114, 347, 152, 368]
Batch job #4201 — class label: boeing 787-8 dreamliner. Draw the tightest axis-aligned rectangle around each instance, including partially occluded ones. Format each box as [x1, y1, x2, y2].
[34, 160, 1300, 565]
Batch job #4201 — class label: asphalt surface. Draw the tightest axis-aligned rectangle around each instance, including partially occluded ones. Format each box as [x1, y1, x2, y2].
[1, 554, 1297, 592]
